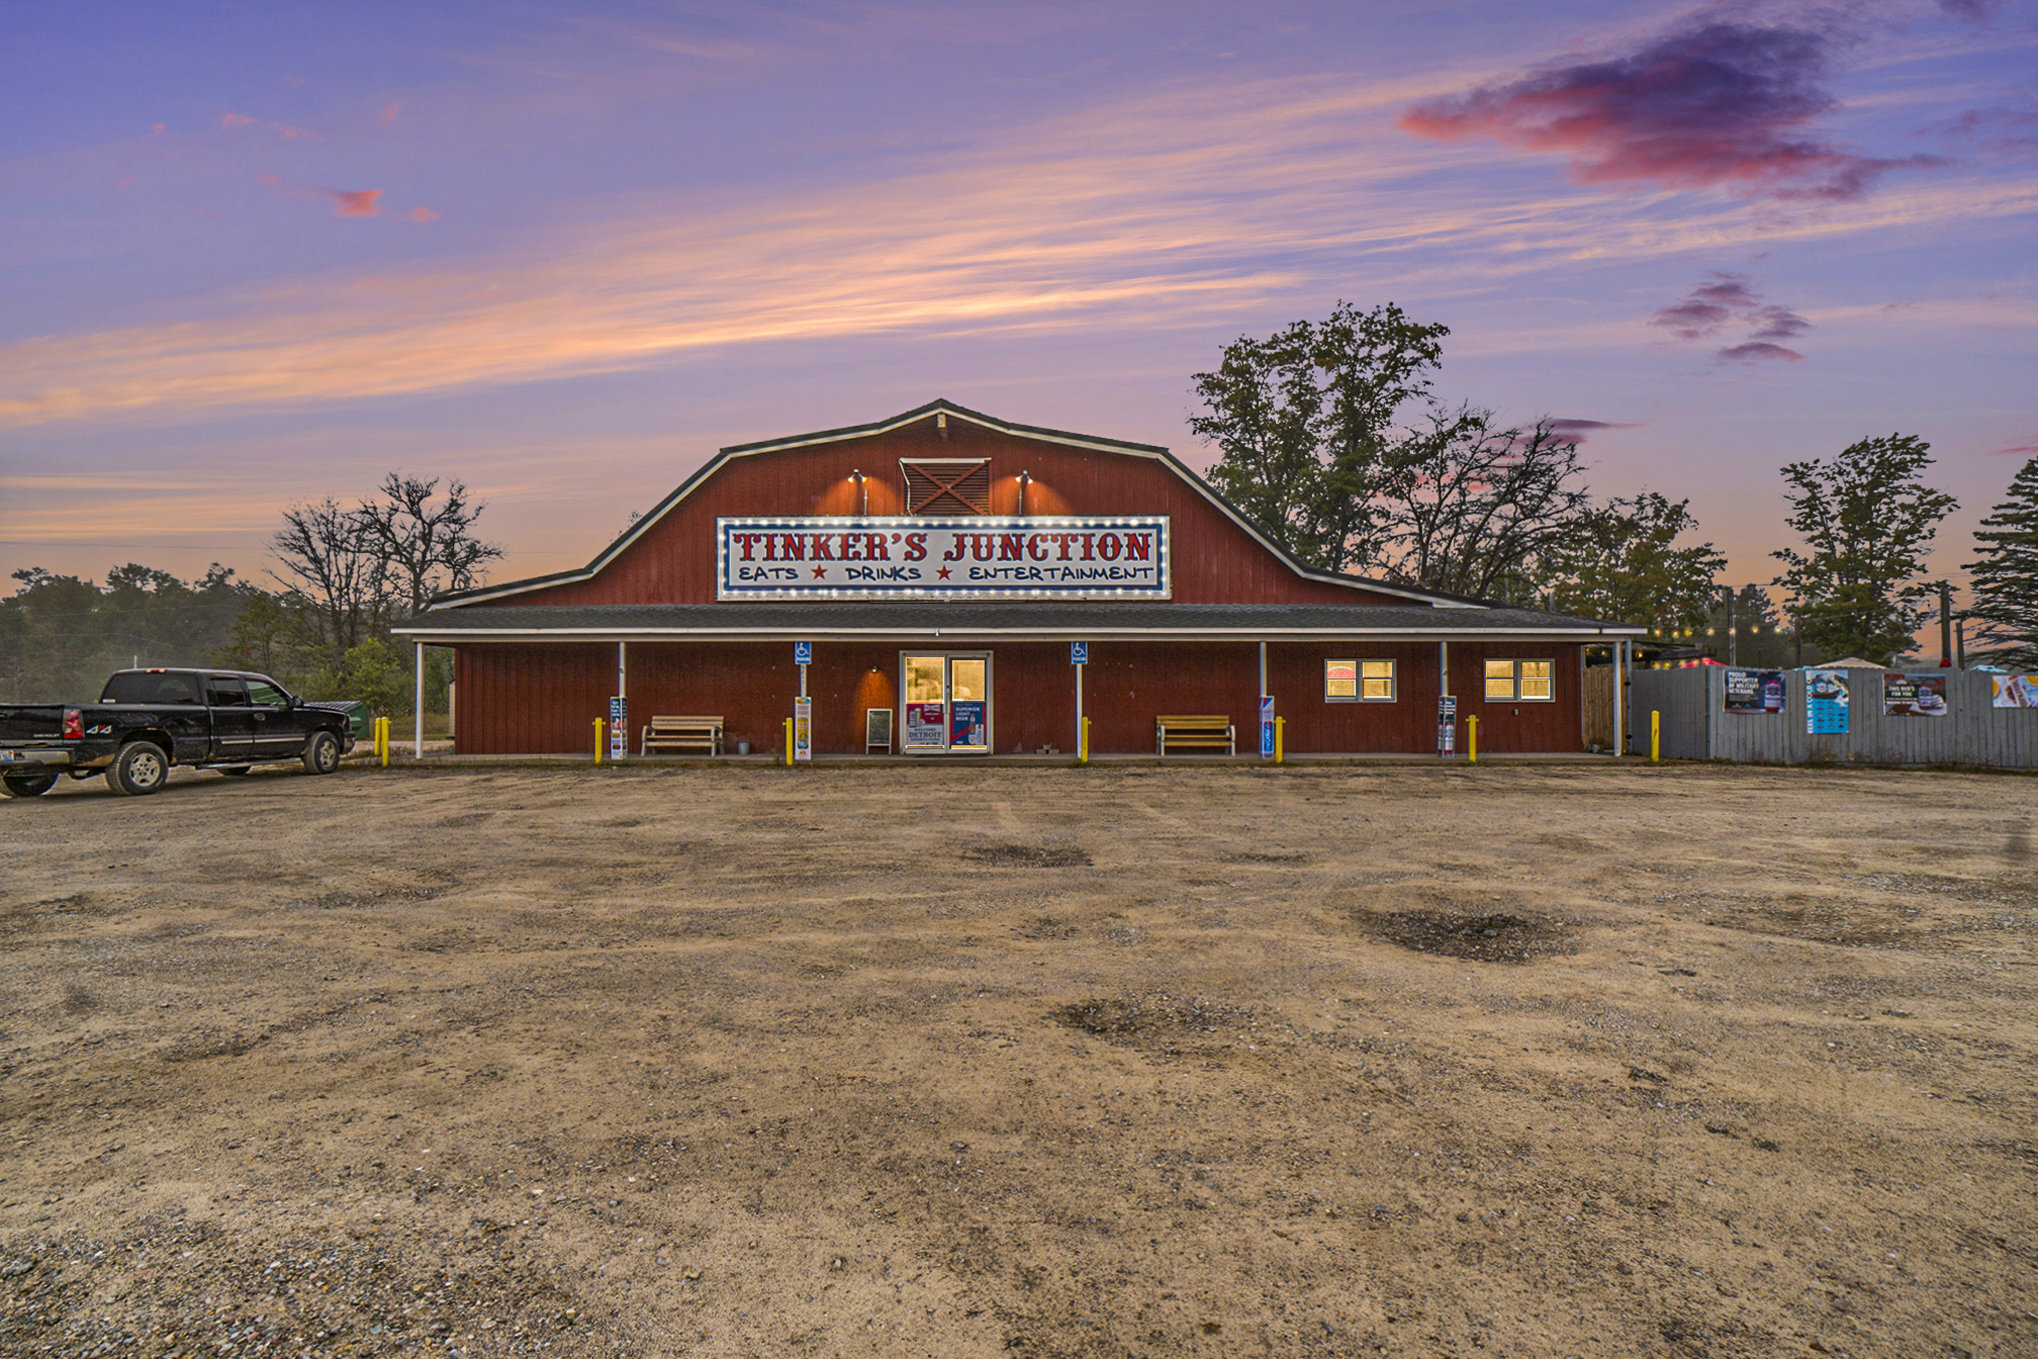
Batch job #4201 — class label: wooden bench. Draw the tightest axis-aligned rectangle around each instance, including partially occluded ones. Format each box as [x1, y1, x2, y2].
[1156, 714, 1235, 756]
[641, 715, 724, 756]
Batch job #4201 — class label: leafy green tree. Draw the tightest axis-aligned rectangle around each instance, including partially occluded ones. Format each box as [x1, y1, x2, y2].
[0, 563, 269, 702]
[1380, 406, 1591, 601]
[1963, 456, 2038, 666]
[1191, 302, 1450, 572]
[1543, 491, 1725, 635]
[1771, 434, 1956, 661]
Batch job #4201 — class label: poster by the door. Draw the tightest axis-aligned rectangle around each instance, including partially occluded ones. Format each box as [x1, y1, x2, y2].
[1883, 673, 1949, 717]
[950, 701, 986, 748]
[1992, 675, 2038, 708]
[1805, 669, 1850, 734]
[904, 702, 945, 746]
[793, 696, 812, 762]
[1723, 669, 1786, 714]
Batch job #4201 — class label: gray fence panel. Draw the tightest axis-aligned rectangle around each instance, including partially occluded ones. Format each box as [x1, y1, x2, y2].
[1619, 666, 2035, 768]
[1712, 667, 1794, 761]
[1627, 668, 1708, 757]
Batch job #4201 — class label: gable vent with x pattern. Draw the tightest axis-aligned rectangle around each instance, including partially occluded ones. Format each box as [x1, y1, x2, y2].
[900, 458, 991, 515]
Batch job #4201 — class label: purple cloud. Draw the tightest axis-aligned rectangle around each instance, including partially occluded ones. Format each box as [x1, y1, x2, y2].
[1653, 272, 1813, 363]
[1990, 441, 2038, 458]
[1717, 341, 1805, 363]
[1747, 305, 1810, 341]
[1546, 418, 1641, 445]
[1400, 21, 1941, 200]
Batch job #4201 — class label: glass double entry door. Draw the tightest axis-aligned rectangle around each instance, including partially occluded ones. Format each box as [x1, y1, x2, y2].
[900, 652, 991, 753]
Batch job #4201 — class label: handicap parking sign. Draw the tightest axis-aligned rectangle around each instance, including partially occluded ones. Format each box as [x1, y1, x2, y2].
[794, 640, 812, 665]
[1071, 641, 1088, 665]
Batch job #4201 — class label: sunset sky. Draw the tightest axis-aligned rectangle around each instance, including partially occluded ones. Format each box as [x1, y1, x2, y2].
[4, 0, 2035, 602]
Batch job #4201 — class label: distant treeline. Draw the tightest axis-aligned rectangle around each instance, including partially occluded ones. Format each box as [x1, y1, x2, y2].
[1, 474, 497, 709]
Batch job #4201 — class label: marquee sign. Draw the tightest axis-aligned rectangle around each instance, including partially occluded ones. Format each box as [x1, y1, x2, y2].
[716, 516, 1171, 600]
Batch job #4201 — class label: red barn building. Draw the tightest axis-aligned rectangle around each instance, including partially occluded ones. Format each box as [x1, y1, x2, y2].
[395, 401, 1640, 756]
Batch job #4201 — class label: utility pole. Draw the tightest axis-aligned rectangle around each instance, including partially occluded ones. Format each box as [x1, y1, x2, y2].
[1726, 588, 1737, 667]
[1939, 580, 1954, 667]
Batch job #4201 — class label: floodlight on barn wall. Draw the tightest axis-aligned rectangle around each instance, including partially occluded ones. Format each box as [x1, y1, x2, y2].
[901, 458, 992, 515]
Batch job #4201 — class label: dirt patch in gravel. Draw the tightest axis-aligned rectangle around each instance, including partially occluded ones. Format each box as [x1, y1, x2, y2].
[1361, 908, 1577, 963]
[966, 843, 1092, 868]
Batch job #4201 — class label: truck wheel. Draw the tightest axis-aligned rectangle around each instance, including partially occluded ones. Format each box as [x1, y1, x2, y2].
[303, 731, 341, 775]
[2, 772, 58, 798]
[107, 741, 171, 796]
[218, 766, 252, 777]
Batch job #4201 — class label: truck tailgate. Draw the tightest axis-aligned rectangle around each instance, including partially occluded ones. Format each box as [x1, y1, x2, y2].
[0, 706, 69, 743]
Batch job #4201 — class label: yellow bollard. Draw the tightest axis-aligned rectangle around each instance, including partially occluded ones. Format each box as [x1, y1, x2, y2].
[1651, 710, 1660, 764]
[594, 717, 605, 764]
[1079, 716, 1091, 765]
[784, 717, 794, 767]
[1468, 715, 1478, 763]
[1275, 716, 1284, 764]
[376, 715, 388, 768]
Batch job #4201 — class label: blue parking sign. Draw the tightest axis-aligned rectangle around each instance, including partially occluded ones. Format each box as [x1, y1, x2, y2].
[1071, 641, 1088, 665]
[794, 640, 812, 665]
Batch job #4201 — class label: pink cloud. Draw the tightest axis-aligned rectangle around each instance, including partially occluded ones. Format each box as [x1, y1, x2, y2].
[221, 112, 258, 129]
[1400, 22, 1941, 201]
[324, 188, 382, 217]
[406, 206, 440, 223]
[1989, 442, 2038, 458]
[379, 100, 404, 127]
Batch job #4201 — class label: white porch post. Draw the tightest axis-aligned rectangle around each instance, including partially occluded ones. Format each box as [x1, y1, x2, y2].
[413, 642, 425, 758]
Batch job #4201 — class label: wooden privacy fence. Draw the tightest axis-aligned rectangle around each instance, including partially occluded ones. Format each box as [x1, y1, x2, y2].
[1625, 667, 2037, 768]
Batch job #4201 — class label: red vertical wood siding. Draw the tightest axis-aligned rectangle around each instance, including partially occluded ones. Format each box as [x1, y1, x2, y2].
[453, 639, 1582, 755]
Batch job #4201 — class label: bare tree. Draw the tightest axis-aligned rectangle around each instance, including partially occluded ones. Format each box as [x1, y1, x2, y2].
[269, 497, 391, 657]
[1379, 407, 1592, 602]
[354, 474, 505, 617]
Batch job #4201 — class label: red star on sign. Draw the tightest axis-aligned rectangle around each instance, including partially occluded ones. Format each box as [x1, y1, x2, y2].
[936, 566, 952, 580]
[811, 566, 828, 580]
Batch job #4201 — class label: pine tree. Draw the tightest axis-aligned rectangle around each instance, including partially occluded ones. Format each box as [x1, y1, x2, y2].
[1771, 434, 1957, 661]
[1964, 455, 2038, 666]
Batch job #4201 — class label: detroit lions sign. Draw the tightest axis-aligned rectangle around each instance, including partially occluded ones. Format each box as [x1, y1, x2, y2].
[716, 516, 1171, 601]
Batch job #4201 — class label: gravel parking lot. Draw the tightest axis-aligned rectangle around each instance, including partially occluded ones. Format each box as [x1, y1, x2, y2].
[2, 762, 2034, 1358]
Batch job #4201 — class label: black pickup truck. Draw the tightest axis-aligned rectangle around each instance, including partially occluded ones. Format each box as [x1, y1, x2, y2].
[0, 668, 355, 798]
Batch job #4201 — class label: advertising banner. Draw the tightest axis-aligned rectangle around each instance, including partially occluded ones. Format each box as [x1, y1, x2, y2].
[903, 701, 945, 747]
[1883, 672, 1950, 717]
[717, 515, 1170, 600]
[1724, 668, 1786, 714]
[608, 696, 627, 761]
[1805, 669, 1850, 734]
[950, 700, 987, 748]
[793, 696, 812, 762]
[1992, 675, 2038, 709]
[1259, 695, 1275, 759]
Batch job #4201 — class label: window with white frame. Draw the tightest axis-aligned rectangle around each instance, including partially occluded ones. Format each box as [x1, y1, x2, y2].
[1326, 659, 1395, 702]
[1484, 659, 1555, 701]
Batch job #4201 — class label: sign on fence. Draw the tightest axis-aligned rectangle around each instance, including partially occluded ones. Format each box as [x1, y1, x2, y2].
[1883, 673, 1949, 717]
[1993, 675, 2038, 708]
[1806, 670, 1850, 734]
[1724, 668, 1785, 714]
